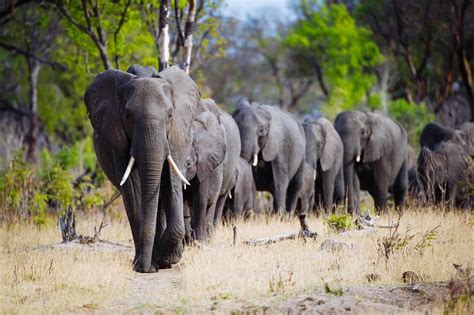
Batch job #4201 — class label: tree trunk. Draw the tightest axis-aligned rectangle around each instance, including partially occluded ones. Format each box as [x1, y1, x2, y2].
[182, 0, 196, 74]
[158, 0, 170, 71]
[25, 59, 41, 162]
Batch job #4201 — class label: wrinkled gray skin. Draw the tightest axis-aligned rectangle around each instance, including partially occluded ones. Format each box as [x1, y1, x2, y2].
[127, 64, 159, 77]
[84, 66, 200, 273]
[420, 122, 474, 157]
[435, 95, 472, 128]
[334, 111, 408, 214]
[418, 141, 470, 207]
[296, 162, 316, 216]
[225, 157, 256, 220]
[303, 118, 344, 213]
[233, 100, 306, 216]
[406, 145, 417, 170]
[183, 99, 240, 241]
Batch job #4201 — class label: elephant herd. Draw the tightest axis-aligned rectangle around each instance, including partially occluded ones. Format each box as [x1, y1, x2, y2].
[84, 65, 473, 273]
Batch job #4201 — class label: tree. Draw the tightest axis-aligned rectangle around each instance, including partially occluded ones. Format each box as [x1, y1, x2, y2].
[287, 3, 382, 115]
[0, 3, 66, 161]
[56, 0, 132, 70]
[356, 0, 473, 114]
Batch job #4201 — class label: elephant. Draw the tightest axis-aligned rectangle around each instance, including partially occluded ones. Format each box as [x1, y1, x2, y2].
[417, 141, 471, 207]
[84, 66, 200, 273]
[224, 157, 257, 221]
[183, 99, 240, 241]
[419, 122, 474, 157]
[127, 64, 158, 77]
[435, 95, 472, 128]
[232, 100, 306, 217]
[334, 111, 408, 214]
[303, 117, 344, 213]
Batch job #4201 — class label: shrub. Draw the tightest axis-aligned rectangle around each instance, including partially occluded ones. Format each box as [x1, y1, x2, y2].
[0, 140, 107, 225]
[388, 99, 434, 148]
[324, 213, 353, 232]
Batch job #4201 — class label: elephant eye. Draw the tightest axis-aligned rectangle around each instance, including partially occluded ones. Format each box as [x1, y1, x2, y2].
[257, 126, 265, 136]
[167, 108, 173, 119]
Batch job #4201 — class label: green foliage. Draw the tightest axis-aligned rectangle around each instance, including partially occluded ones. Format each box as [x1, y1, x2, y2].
[388, 99, 434, 148]
[324, 213, 353, 232]
[0, 143, 106, 225]
[287, 4, 382, 116]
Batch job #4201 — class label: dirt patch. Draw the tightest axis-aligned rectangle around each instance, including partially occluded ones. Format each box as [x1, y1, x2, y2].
[102, 268, 470, 313]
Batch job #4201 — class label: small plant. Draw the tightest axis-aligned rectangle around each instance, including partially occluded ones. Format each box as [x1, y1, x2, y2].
[324, 213, 353, 232]
[414, 224, 439, 254]
[376, 210, 412, 262]
[324, 282, 343, 296]
[268, 271, 295, 294]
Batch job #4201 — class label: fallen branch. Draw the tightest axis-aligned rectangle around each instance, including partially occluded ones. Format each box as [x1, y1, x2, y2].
[355, 210, 399, 229]
[244, 229, 317, 246]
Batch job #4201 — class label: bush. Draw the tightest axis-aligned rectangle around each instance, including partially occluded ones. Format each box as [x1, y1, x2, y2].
[324, 213, 353, 232]
[388, 99, 434, 148]
[0, 140, 107, 225]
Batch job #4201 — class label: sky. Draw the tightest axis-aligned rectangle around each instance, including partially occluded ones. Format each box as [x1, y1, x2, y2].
[224, 0, 290, 19]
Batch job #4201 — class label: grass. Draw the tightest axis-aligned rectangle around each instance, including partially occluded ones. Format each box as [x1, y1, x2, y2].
[0, 206, 473, 313]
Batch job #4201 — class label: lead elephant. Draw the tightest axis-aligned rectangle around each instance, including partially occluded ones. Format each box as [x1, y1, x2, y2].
[84, 66, 200, 273]
[232, 100, 306, 217]
[183, 99, 240, 241]
[303, 118, 344, 213]
[334, 111, 408, 214]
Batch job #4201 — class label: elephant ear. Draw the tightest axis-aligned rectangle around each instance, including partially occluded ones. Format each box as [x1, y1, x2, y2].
[363, 112, 395, 163]
[83, 69, 135, 152]
[195, 132, 226, 182]
[157, 66, 201, 163]
[318, 118, 339, 172]
[262, 106, 283, 162]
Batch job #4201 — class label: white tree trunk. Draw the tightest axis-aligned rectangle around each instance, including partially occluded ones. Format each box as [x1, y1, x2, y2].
[182, 0, 196, 74]
[158, 0, 170, 71]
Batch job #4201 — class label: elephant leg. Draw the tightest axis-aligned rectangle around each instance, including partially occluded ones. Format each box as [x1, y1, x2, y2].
[205, 202, 218, 239]
[334, 167, 345, 206]
[271, 162, 289, 216]
[120, 171, 141, 263]
[322, 170, 336, 214]
[213, 193, 227, 226]
[192, 190, 208, 241]
[286, 162, 305, 213]
[153, 165, 185, 269]
[183, 198, 192, 245]
[371, 173, 389, 213]
[353, 171, 361, 215]
[392, 161, 408, 209]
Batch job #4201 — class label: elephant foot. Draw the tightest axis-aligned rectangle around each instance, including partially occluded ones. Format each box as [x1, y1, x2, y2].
[299, 228, 318, 239]
[133, 263, 158, 273]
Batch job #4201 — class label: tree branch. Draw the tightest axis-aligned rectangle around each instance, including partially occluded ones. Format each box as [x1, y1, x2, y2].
[0, 41, 68, 70]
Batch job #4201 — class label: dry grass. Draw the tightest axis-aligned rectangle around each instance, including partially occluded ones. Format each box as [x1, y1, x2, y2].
[0, 207, 473, 313]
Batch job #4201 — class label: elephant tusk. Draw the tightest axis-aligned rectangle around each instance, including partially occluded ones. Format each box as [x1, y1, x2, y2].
[229, 191, 232, 199]
[314, 169, 317, 180]
[120, 156, 135, 186]
[252, 154, 258, 166]
[167, 155, 191, 186]
[356, 155, 361, 162]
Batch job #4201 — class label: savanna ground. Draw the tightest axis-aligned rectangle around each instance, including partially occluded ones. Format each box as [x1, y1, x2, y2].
[1, 204, 473, 314]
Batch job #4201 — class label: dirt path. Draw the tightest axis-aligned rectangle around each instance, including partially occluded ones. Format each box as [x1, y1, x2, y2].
[103, 267, 467, 314]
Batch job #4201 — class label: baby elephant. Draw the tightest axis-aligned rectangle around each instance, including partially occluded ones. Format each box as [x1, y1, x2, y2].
[417, 141, 471, 208]
[225, 157, 257, 221]
[303, 118, 344, 213]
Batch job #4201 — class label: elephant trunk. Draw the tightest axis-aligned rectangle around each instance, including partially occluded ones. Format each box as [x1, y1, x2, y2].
[134, 122, 166, 273]
[340, 135, 360, 214]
